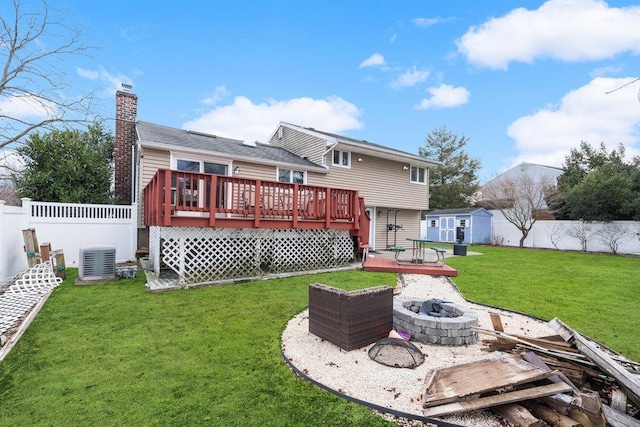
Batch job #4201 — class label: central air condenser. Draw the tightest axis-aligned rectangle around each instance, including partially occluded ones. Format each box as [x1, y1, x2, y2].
[79, 245, 116, 281]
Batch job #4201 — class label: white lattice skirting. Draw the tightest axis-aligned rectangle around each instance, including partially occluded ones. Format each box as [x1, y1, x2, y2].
[0, 262, 62, 337]
[149, 226, 354, 284]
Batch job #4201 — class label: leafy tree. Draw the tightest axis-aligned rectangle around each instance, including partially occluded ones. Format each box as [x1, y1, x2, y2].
[1, 0, 93, 171]
[557, 141, 625, 192]
[13, 122, 113, 203]
[553, 141, 640, 221]
[419, 126, 481, 210]
[564, 161, 637, 221]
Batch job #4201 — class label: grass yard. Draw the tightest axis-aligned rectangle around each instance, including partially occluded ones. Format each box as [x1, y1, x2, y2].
[0, 270, 396, 426]
[446, 245, 639, 360]
[0, 246, 637, 426]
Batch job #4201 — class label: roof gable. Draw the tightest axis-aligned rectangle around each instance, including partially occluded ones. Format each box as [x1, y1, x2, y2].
[274, 122, 440, 168]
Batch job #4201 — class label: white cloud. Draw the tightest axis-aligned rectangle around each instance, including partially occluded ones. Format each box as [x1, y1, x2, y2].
[0, 94, 57, 119]
[359, 53, 386, 68]
[76, 66, 133, 95]
[0, 149, 25, 174]
[182, 96, 363, 143]
[411, 17, 454, 28]
[507, 77, 640, 168]
[415, 84, 470, 109]
[200, 85, 231, 106]
[390, 66, 430, 89]
[457, 0, 640, 70]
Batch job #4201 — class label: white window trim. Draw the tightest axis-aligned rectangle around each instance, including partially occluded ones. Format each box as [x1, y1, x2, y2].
[409, 165, 427, 185]
[170, 153, 232, 174]
[331, 149, 351, 168]
[276, 167, 307, 184]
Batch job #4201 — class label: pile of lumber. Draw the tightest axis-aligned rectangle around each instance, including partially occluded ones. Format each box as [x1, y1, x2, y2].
[422, 316, 639, 426]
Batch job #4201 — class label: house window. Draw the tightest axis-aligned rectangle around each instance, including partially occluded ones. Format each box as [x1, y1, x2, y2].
[459, 219, 467, 228]
[410, 165, 426, 184]
[332, 150, 350, 168]
[429, 220, 437, 228]
[176, 158, 228, 175]
[278, 168, 305, 184]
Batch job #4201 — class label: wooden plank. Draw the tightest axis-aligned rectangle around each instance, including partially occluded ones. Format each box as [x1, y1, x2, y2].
[601, 404, 640, 427]
[423, 382, 573, 417]
[525, 401, 583, 427]
[490, 312, 504, 332]
[475, 328, 586, 359]
[492, 404, 543, 427]
[40, 242, 51, 263]
[54, 250, 66, 279]
[22, 228, 40, 267]
[610, 389, 627, 412]
[423, 352, 562, 407]
[550, 318, 640, 407]
[522, 351, 581, 394]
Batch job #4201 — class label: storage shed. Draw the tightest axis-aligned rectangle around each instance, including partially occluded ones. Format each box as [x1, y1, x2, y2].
[424, 208, 493, 244]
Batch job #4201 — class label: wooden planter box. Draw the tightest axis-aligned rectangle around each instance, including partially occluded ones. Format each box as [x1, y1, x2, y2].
[308, 283, 393, 351]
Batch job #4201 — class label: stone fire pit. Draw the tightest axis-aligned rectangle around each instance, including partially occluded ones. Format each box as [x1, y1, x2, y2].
[393, 298, 478, 345]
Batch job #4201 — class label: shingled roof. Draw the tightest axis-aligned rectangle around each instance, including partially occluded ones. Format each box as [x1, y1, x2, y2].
[276, 122, 441, 167]
[137, 121, 325, 170]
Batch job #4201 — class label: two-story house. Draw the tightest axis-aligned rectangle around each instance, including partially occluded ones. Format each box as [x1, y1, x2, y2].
[267, 123, 438, 251]
[114, 89, 439, 285]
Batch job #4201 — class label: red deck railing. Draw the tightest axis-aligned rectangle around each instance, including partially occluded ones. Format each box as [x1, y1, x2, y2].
[143, 169, 368, 237]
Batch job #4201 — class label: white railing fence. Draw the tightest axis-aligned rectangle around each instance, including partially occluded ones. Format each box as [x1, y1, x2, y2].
[1, 198, 137, 281]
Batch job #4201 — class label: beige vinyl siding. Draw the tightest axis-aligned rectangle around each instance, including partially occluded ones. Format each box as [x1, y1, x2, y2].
[137, 147, 170, 227]
[140, 147, 170, 190]
[269, 126, 326, 166]
[306, 153, 429, 211]
[233, 161, 277, 181]
[373, 209, 422, 251]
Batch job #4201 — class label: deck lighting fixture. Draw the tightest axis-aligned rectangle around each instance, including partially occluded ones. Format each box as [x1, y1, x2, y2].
[234, 166, 240, 175]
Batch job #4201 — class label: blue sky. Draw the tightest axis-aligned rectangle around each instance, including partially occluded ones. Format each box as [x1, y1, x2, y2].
[8, 0, 640, 182]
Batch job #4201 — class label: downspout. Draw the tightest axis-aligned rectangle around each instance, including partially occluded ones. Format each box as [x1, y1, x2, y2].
[131, 144, 137, 203]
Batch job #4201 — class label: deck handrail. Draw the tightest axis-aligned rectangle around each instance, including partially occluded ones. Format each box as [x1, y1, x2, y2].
[143, 169, 362, 231]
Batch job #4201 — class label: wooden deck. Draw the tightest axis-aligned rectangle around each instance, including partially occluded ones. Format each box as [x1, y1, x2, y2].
[143, 169, 367, 234]
[362, 256, 458, 276]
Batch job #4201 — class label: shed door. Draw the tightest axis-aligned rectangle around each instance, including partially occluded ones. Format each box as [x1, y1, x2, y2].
[439, 216, 456, 242]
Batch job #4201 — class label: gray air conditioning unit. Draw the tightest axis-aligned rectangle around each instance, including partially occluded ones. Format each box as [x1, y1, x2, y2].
[79, 245, 116, 281]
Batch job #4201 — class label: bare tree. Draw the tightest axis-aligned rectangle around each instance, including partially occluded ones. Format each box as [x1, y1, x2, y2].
[482, 173, 554, 248]
[545, 223, 565, 250]
[0, 175, 19, 204]
[566, 221, 594, 252]
[1, 0, 94, 171]
[594, 222, 628, 255]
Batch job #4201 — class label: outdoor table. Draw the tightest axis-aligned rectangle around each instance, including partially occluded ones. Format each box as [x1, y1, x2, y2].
[406, 237, 433, 264]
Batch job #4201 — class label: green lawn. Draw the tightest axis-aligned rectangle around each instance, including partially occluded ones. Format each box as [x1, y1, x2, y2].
[0, 246, 637, 426]
[446, 245, 639, 360]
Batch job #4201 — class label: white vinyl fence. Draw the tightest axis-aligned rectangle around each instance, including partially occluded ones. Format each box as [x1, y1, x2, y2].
[490, 211, 640, 255]
[420, 211, 640, 255]
[0, 198, 137, 281]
